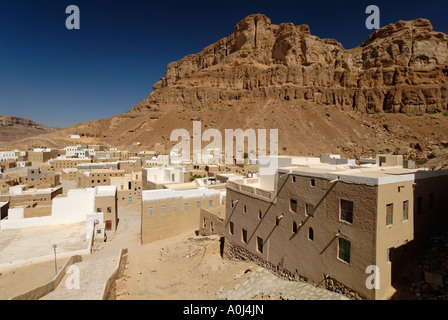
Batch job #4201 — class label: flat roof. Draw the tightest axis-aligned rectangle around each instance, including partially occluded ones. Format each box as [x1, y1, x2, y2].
[5, 186, 62, 196]
[142, 187, 220, 202]
[277, 165, 446, 186]
[95, 186, 117, 197]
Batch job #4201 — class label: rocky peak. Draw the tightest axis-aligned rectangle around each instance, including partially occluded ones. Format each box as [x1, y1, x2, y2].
[132, 15, 448, 116]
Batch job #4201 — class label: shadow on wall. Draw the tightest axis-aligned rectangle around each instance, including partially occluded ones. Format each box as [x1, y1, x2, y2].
[390, 171, 448, 299]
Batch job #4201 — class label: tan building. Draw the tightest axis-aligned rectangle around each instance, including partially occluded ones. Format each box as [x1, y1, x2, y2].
[0, 159, 16, 170]
[0, 185, 63, 207]
[110, 172, 142, 207]
[199, 205, 226, 237]
[28, 149, 59, 164]
[119, 159, 142, 174]
[77, 169, 125, 188]
[94, 186, 118, 232]
[50, 158, 92, 172]
[223, 155, 448, 300]
[141, 188, 223, 244]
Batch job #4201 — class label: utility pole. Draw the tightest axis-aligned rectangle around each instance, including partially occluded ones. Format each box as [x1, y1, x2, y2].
[52, 244, 57, 275]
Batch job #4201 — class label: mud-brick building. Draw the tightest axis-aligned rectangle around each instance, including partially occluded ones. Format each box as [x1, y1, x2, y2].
[224, 155, 448, 300]
[141, 188, 223, 244]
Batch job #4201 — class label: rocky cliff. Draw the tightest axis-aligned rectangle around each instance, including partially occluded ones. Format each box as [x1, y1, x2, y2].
[0, 115, 58, 143]
[2, 15, 447, 169]
[132, 14, 448, 116]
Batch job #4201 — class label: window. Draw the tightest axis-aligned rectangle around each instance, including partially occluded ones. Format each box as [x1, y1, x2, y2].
[292, 176, 296, 183]
[184, 203, 189, 211]
[305, 204, 314, 217]
[257, 237, 263, 253]
[97, 208, 101, 213]
[290, 199, 297, 213]
[148, 207, 153, 216]
[161, 205, 165, 215]
[210, 221, 214, 232]
[308, 227, 314, 241]
[173, 203, 178, 213]
[209, 200, 213, 208]
[229, 221, 234, 235]
[386, 204, 393, 226]
[203, 218, 206, 228]
[340, 200, 353, 223]
[387, 248, 392, 262]
[243, 205, 247, 213]
[197, 201, 201, 209]
[429, 193, 434, 210]
[292, 222, 298, 234]
[338, 238, 351, 263]
[242, 229, 248, 244]
[403, 201, 409, 221]
[107, 207, 112, 213]
[258, 210, 262, 220]
[417, 197, 423, 215]
[311, 179, 315, 187]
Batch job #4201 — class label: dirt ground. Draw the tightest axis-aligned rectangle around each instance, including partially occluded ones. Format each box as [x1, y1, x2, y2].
[0, 258, 66, 300]
[0, 203, 257, 300]
[0, 203, 346, 300]
[95, 203, 259, 300]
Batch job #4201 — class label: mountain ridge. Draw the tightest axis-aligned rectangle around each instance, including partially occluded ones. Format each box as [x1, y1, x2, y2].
[1, 14, 447, 169]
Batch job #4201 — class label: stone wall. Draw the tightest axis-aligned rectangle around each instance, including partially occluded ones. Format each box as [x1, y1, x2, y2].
[223, 240, 364, 300]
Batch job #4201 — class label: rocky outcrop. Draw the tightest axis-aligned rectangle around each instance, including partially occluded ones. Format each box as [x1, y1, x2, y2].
[0, 116, 47, 129]
[0, 115, 58, 143]
[132, 14, 448, 116]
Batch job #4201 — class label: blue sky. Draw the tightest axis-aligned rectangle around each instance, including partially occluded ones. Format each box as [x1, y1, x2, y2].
[0, 0, 447, 128]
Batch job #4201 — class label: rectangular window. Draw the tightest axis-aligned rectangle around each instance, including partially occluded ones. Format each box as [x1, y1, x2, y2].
[148, 207, 153, 216]
[340, 200, 353, 223]
[429, 193, 434, 210]
[403, 201, 409, 221]
[242, 229, 247, 244]
[161, 205, 166, 215]
[257, 237, 263, 253]
[417, 197, 423, 215]
[184, 203, 189, 211]
[173, 203, 178, 213]
[209, 200, 213, 208]
[386, 204, 393, 226]
[387, 248, 392, 262]
[229, 221, 234, 235]
[107, 207, 112, 213]
[305, 204, 314, 217]
[290, 199, 297, 213]
[338, 238, 351, 263]
[197, 201, 201, 209]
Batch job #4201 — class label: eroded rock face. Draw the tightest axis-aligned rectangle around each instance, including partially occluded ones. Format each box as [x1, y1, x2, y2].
[132, 14, 448, 116]
[0, 115, 42, 128]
